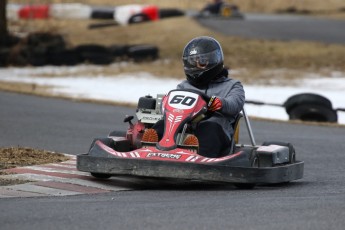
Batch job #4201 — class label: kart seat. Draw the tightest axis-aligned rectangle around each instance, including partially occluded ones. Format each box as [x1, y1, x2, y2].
[229, 113, 242, 154]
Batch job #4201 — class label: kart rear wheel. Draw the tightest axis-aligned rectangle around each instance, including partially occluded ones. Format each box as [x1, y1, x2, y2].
[234, 183, 256, 190]
[91, 173, 112, 179]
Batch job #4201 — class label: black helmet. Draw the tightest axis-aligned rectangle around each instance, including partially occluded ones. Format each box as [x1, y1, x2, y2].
[182, 36, 224, 87]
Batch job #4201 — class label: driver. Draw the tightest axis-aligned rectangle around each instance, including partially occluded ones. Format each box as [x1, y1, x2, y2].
[144, 36, 245, 158]
[201, 0, 225, 15]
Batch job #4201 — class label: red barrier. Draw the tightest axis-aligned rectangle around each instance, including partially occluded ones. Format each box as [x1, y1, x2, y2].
[142, 5, 159, 21]
[19, 5, 50, 19]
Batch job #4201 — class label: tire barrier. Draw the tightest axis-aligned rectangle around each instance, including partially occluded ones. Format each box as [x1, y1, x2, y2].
[108, 45, 129, 60]
[6, 3, 185, 25]
[91, 7, 115, 20]
[284, 93, 333, 114]
[6, 4, 21, 20]
[6, 32, 67, 67]
[128, 13, 151, 24]
[7, 3, 92, 20]
[74, 44, 114, 65]
[159, 8, 185, 19]
[47, 48, 81, 66]
[246, 93, 343, 123]
[284, 93, 338, 123]
[0, 34, 21, 49]
[287, 103, 338, 123]
[50, 3, 92, 19]
[18, 5, 50, 19]
[0, 49, 10, 67]
[127, 45, 159, 62]
[114, 4, 159, 25]
[1, 32, 159, 67]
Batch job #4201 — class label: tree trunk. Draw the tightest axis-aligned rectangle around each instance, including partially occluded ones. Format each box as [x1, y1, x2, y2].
[0, 0, 8, 36]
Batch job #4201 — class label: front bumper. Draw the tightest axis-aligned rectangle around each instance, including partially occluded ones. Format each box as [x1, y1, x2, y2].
[77, 154, 304, 184]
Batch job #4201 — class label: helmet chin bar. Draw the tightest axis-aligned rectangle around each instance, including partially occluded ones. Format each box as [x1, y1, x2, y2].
[186, 62, 224, 87]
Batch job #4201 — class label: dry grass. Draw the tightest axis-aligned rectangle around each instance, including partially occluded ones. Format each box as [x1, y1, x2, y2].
[0, 147, 69, 170]
[9, 15, 345, 84]
[0, 80, 51, 94]
[0, 147, 70, 186]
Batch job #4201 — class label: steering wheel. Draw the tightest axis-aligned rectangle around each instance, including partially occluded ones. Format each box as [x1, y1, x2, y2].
[167, 89, 214, 119]
[168, 89, 210, 103]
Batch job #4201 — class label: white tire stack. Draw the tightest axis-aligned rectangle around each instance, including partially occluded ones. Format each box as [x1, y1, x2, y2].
[50, 3, 92, 19]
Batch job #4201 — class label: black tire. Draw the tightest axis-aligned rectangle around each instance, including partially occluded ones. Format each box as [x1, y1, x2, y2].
[262, 141, 296, 163]
[127, 44, 159, 62]
[75, 44, 114, 65]
[284, 93, 333, 114]
[88, 137, 130, 179]
[108, 130, 126, 137]
[159, 8, 185, 19]
[47, 48, 81, 66]
[108, 44, 129, 59]
[137, 96, 156, 109]
[91, 8, 114, 19]
[7, 45, 30, 66]
[128, 13, 150, 24]
[234, 183, 256, 189]
[87, 53, 114, 65]
[0, 34, 21, 48]
[88, 22, 119, 29]
[10, 32, 67, 67]
[90, 173, 112, 179]
[0, 49, 10, 67]
[27, 51, 46, 66]
[88, 137, 115, 153]
[89, 137, 130, 152]
[234, 154, 257, 189]
[288, 104, 338, 123]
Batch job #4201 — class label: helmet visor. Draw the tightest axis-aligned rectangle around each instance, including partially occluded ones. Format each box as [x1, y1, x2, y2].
[183, 49, 223, 75]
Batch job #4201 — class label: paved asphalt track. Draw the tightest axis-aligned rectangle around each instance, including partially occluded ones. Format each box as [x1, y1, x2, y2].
[197, 13, 345, 44]
[0, 92, 132, 155]
[1, 91, 345, 230]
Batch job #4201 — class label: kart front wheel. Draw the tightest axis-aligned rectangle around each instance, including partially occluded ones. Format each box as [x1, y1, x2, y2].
[234, 183, 256, 190]
[91, 173, 112, 179]
[234, 155, 257, 189]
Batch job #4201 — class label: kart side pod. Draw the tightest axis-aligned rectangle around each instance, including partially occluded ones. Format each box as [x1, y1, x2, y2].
[256, 145, 290, 167]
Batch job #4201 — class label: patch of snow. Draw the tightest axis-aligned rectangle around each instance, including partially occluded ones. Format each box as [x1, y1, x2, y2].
[1, 65, 344, 124]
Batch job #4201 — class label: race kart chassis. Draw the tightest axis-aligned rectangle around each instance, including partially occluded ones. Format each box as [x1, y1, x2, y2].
[77, 90, 304, 187]
[77, 153, 303, 184]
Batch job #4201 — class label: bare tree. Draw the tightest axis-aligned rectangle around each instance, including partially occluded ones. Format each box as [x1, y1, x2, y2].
[0, 0, 8, 36]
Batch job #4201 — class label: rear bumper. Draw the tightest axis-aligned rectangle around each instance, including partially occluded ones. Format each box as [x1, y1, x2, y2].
[77, 154, 304, 184]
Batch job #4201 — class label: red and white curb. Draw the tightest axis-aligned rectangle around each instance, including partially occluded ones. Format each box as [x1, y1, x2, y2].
[0, 155, 133, 198]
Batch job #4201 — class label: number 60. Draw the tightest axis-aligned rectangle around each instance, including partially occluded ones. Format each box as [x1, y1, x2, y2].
[170, 95, 196, 106]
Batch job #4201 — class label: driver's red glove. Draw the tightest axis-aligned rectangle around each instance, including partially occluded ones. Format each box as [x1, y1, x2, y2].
[207, 96, 222, 112]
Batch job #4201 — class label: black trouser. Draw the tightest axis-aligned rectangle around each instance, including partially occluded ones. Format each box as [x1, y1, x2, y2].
[153, 120, 232, 158]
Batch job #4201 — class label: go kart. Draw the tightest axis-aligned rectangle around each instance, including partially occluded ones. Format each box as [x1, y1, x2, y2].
[195, 4, 245, 20]
[77, 89, 304, 188]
